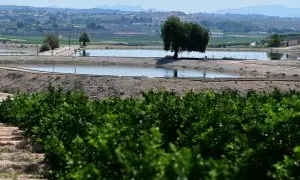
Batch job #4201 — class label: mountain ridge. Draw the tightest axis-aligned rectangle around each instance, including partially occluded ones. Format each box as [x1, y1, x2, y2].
[215, 4, 300, 17]
[95, 4, 145, 12]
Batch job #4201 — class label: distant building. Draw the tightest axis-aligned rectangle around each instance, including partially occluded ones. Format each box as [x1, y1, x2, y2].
[289, 39, 300, 46]
[250, 42, 257, 46]
[281, 39, 300, 47]
[281, 41, 289, 47]
[211, 32, 224, 37]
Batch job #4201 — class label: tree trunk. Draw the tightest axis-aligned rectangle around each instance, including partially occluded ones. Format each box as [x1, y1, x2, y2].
[173, 70, 178, 78]
[173, 51, 178, 59]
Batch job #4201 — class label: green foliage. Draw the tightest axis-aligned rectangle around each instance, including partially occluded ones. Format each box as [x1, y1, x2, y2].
[273, 146, 300, 179]
[267, 53, 284, 60]
[278, 33, 300, 41]
[39, 43, 51, 52]
[79, 32, 91, 46]
[16, 21, 25, 29]
[1, 88, 300, 179]
[161, 16, 210, 59]
[267, 34, 281, 47]
[44, 34, 60, 50]
[182, 22, 210, 53]
[215, 21, 256, 33]
[87, 22, 105, 30]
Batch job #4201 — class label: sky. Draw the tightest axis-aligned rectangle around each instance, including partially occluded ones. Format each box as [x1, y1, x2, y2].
[0, 0, 299, 12]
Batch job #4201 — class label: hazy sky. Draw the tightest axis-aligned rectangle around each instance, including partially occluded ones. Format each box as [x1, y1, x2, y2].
[1, 0, 300, 12]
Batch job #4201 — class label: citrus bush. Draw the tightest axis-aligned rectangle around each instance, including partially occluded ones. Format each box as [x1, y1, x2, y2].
[1, 87, 300, 179]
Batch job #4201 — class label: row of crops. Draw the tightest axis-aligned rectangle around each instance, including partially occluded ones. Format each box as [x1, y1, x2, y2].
[0, 87, 299, 179]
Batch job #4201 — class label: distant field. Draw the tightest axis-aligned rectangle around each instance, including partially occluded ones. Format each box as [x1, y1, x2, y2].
[0, 36, 79, 45]
[0, 35, 163, 46]
[0, 34, 266, 47]
[211, 35, 266, 45]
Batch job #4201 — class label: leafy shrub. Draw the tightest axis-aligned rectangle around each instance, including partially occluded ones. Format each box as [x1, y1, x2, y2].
[39, 43, 51, 52]
[1, 88, 300, 179]
[44, 34, 60, 50]
[222, 57, 235, 60]
[273, 146, 300, 179]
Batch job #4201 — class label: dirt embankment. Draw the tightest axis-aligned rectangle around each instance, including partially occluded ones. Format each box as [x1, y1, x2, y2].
[0, 67, 299, 99]
[0, 123, 45, 179]
[0, 56, 299, 98]
[0, 56, 300, 78]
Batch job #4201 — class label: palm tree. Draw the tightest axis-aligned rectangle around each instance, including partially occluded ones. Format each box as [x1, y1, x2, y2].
[79, 32, 90, 46]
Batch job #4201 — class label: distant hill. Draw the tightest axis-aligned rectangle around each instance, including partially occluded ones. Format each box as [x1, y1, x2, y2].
[0, 5, 31, 10]
[95, 5, 145, 12]
[215, 4, 300, 18]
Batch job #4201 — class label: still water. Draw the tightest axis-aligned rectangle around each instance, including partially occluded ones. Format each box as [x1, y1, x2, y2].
[77, 49, 297, 60]
[20, 65, 241, 78]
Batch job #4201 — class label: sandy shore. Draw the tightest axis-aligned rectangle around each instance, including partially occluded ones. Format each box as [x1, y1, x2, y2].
[38, 45, 79, 56]
[0, 56, 298, 98]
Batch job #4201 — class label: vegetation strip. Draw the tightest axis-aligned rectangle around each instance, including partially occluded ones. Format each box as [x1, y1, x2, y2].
[0, 87, 299, 179]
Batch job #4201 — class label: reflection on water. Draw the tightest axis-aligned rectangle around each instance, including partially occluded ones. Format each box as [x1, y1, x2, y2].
[77, 49, 297, 60]
[267, 53, 284, 60]
[80, 50, 89, 57]
[19, 65, 241, 78]
[267, 53, 300, 60]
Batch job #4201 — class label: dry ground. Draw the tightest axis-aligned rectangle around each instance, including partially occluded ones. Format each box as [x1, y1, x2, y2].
[0, 67, 298, 99]
[0, 124, 45, 180]
[0, 56, 299, 98]
[0, 94, 45, 180]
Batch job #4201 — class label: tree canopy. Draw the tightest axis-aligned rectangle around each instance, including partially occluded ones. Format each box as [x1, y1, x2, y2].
[161, 16, 210, 59]
[39, 43, 51, 53]
[79, 32, 90, 46]
[44, 34, 60, 50]
[267, 34, 281, 47]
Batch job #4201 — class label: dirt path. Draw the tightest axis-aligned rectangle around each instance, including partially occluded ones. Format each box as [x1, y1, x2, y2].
[0, 89, 45, 180]
[0, 123, 45, 180]
[0, 92, 44, 179]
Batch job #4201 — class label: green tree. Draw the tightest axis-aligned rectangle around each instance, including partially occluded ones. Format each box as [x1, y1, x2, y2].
[17, 22, 25, 28]
[182, 22, 210, 53]
[267, 34, 281, 47]
[39, 43, 51, 52]
[161, 16, 185, 59]
[161, 16, 209, 59]
[267, 52, 283, 60]
[44, 34, 60, 50]
[79, 32, 90, 47]
[53, 23, 58, 28]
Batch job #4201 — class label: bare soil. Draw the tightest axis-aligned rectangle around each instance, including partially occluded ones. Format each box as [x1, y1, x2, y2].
[0, 56, 299, 98]
[0, 123, 45, 180]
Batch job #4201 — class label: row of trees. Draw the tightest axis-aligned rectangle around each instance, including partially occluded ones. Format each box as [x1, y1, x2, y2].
[161, 16, 210, 59]
[40, 16, 209, 57]
[40, 32, 91, 52]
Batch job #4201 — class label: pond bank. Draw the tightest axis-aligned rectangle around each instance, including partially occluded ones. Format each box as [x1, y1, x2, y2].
[0, 56, 299, 98]
[0, 67, 299, 99]
[0, 56, 300, 78]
